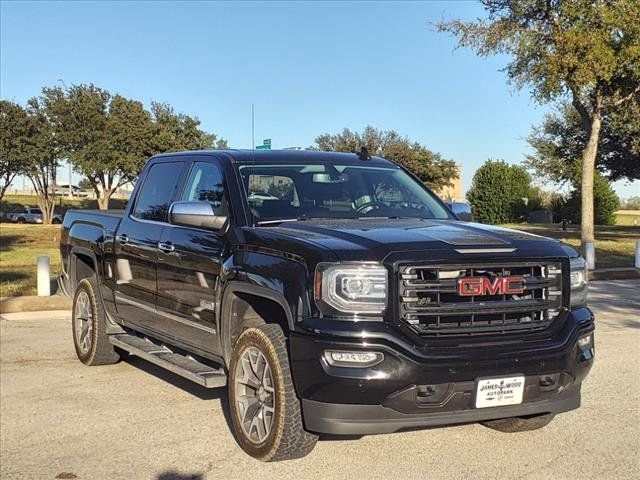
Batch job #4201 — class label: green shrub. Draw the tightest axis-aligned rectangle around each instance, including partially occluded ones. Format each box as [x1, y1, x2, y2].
[467, 160, 532, 224]
[551, 172, 620, 225]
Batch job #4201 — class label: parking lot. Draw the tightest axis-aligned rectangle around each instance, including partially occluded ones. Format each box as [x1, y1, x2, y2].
[1, 279, 639, 480]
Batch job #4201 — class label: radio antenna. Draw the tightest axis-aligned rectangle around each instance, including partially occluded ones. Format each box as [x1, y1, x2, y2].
[251, 104, 255, 153]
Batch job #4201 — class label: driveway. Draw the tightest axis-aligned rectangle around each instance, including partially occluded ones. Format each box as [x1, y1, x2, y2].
[1, 280, 639, 480]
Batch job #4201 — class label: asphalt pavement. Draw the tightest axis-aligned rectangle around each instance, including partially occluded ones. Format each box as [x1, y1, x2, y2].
[1, 280, 639, 480]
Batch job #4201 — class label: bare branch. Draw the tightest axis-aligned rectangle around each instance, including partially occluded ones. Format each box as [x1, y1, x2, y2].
[613, 85, 640, 107]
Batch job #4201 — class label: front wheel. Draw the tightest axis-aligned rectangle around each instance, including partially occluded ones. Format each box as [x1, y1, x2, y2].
[228, 324, 318, 461]
[481, 413, 555, 432]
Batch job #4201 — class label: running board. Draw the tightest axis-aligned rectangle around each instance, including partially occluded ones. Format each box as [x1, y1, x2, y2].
[109, 334, 227, 388]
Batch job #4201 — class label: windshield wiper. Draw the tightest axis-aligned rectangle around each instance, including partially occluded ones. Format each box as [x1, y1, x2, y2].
[256, 216, 311, 226]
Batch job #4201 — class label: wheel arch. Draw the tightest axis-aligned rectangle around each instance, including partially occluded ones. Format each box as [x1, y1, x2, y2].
[221, 282, 294, 366]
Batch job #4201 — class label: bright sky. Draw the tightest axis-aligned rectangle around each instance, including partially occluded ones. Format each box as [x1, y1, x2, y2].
[1, 0, 637, 199]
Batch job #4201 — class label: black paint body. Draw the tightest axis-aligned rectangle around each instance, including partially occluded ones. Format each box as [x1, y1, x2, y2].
[60, 150, 594, 434]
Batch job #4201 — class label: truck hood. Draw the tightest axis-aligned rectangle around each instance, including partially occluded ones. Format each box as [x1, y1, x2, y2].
[263, 218, 567, 262]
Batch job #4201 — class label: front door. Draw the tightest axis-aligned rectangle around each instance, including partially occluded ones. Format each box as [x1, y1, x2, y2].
[156, 160, 228, 355]
[113, 160, 185, 334]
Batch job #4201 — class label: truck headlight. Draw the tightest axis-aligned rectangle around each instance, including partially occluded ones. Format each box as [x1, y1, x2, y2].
[315, 263, 388, 314]
[570, 256, 588, 308]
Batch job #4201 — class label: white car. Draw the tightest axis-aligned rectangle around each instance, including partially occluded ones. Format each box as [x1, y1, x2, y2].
[53, 185, 90, 197]
[6, 207, 63, 224]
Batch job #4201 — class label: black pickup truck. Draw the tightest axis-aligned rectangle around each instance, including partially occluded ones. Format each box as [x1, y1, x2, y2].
[60, 150, 594, 461]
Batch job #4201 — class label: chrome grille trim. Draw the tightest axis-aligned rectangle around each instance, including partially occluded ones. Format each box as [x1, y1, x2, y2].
[398, 261, 564, 337]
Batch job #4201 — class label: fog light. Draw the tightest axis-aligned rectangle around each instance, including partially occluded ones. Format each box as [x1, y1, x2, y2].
[324, 350, 384, 368]
[578, 333, 593, 351]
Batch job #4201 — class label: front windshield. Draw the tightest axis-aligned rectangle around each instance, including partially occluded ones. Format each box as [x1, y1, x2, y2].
[238, 163, 450, 224]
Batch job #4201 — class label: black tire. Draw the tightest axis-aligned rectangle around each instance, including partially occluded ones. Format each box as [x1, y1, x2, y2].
[481, 413, 556, 433]
[52, 217, 62, 224]
[72, 277, 120, 366]
[17, 217, 25, 224]
[228, 324, 318, 461]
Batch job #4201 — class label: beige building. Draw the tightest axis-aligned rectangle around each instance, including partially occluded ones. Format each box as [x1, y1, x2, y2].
[434, 163, 464, 202]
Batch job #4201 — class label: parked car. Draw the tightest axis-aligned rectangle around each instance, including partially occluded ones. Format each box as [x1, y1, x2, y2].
[6, 207, 63, 224]
[445, 200, 473, 221]
[59, 150, 593, 461]
[53, 184, 91, 197]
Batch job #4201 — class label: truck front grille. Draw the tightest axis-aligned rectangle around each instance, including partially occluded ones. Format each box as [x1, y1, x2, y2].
[398, 261, 564, 336]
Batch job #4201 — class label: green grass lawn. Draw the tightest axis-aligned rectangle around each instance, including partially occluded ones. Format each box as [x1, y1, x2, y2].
[0, 224, 62, 297]
[502, 223, 639, 269]
[0, 219, 637, 298]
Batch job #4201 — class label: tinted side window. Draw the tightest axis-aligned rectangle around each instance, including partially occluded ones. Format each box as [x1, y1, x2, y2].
[134, 162, 184, 222]
[181, 161, 228, 216]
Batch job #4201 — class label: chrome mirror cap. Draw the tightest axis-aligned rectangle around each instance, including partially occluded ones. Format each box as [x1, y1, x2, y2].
[168, 201, 227, 231]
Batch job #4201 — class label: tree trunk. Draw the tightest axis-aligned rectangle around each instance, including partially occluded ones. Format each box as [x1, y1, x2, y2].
[97, 195, 110, 210]
[580, 112, 602, 246]
[34, 194, 56, 224]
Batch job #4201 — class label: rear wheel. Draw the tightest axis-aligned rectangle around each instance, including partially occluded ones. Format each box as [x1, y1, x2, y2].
[17, 217, 25, 224]
[72, 277, 120, 366]
[481, 413, 555, 432]
[228, 324, 318, 461]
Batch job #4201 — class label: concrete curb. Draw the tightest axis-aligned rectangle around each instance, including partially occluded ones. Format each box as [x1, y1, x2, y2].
[0, 295, 71, 314]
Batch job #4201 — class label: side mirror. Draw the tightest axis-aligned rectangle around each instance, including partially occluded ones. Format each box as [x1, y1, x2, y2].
[168, 201, 227, 231]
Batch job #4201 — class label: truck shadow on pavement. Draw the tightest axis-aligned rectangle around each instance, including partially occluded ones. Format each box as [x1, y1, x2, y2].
[156, 473, 203, 480]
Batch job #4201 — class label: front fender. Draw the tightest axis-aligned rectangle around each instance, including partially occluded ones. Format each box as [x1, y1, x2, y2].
[218, 248, 311, 364]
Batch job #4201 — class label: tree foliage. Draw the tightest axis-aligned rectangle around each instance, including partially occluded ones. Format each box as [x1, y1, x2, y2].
[151, 102, 227, 153]
[313, 126, 457, 191]
[41, 85, 155, 209]
[0, 101, 30, 200]
[527, 100, 640, 183]
[22, 97, 60, 224]
[554, 172, 620, 225]
[621, 196, 640, 210]
[437, 0, 640, 245]
[466, 160, 532, 224]
[40, 84, 227, 209]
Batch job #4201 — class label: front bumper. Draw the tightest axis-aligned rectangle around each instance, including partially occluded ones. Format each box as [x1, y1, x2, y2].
[290, 308, 594, 435]
[302, 386, 580, 435]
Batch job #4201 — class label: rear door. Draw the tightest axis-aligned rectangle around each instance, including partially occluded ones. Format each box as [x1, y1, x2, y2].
[113, 160, 185, 334]
[155, 158, 229, 355]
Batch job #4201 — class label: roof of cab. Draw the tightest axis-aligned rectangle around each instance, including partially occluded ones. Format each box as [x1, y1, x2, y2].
[152, 149, 395, 167]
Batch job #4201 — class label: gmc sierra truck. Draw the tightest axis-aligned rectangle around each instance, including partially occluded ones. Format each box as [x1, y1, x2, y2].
[59, 150, 594, 461]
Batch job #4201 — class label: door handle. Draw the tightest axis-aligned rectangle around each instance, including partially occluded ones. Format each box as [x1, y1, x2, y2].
[158, 241, 175, 253]
[117, 234, 129, 245]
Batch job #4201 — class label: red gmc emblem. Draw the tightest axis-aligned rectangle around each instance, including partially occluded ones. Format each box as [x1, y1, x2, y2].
[458, 276, 524, 296]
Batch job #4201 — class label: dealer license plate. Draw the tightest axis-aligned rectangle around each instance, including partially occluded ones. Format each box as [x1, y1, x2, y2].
[475, 375, 525, 408]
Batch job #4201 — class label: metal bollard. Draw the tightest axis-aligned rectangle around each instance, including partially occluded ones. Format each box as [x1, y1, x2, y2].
[37, 256, 51, 296]
[636, 240, 640, 269]
[584, 242, 595, 271]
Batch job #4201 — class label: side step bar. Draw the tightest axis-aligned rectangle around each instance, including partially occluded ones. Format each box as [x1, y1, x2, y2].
[109, 334, 227, 388]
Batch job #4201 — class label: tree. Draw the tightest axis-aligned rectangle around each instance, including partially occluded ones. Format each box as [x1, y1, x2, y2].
[151, 102, 227, 152]
[466, 160, 532, 224]
[437, 0, 640, 249]
[313, 126, 457, 191]
[41, 84, 156, 210]
[621, 196, 640, 210]
[77, 177, 92, 190]
[0, 101, 30, 200]
[527, 100, 640, 183]
[22, 98, 60, 224]
[42, 85, 228, 210]
[555, 172, 620, 225]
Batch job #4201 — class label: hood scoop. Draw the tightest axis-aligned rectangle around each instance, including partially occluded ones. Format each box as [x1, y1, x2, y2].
[413, 225, 510, 246]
